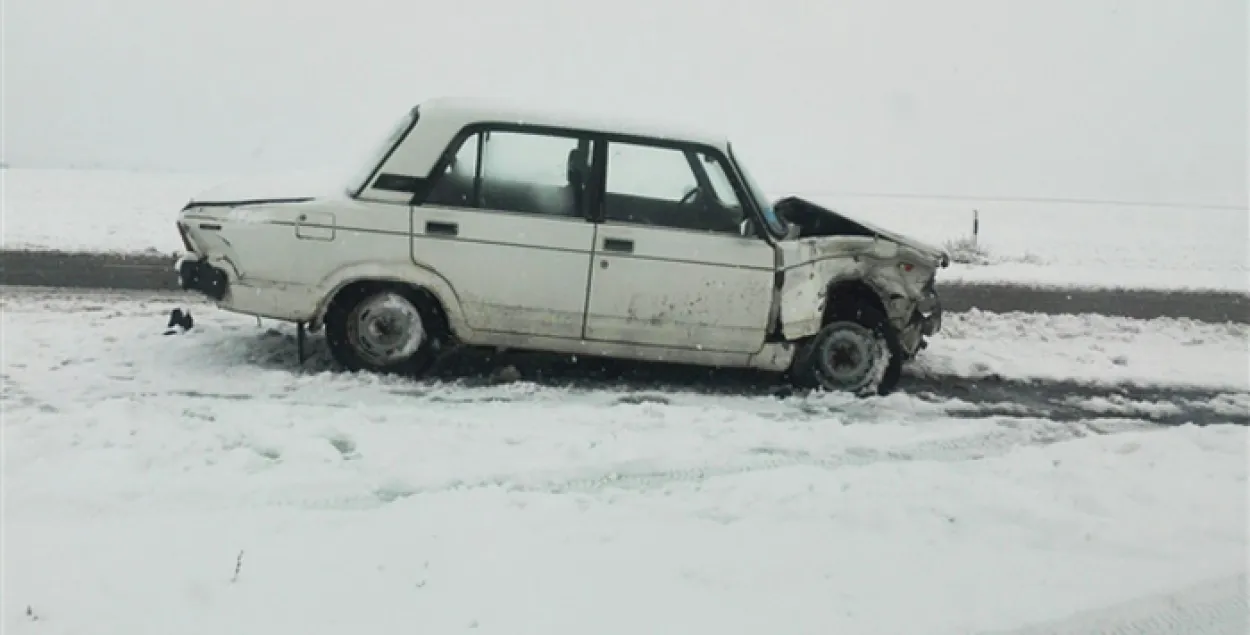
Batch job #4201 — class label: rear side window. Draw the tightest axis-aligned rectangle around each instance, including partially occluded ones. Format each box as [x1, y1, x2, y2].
[424, 129, 595, 219]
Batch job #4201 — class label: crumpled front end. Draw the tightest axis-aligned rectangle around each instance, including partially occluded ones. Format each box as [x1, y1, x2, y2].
[855, 255, 943, 358]
[900, 272, 942, 358]
[778, 235, 944, 359]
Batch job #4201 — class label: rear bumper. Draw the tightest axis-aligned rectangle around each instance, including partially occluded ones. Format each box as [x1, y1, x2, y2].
[175, 254, 320, 322]
[177, 256, 228, 300]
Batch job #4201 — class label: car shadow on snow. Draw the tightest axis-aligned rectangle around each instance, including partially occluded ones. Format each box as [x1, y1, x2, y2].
[216, 324, 1248, 427]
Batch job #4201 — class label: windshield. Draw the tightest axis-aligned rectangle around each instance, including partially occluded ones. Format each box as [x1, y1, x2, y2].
[729, 143, 787, 236]
[346, 106, 419, 196]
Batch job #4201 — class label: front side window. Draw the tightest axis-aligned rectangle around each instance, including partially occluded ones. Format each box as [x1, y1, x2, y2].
[603, 141, 744, 235]
[728, 143, 787, 236]
[697, 151, 743, 210]
[423, 129, 592, 219]
[605, 142, 699, 202]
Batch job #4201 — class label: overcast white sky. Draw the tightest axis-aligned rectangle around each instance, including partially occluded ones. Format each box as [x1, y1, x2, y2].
[3, 0, 1246, 207]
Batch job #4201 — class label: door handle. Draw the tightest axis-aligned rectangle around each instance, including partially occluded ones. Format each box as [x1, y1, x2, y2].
[603, 238, 633, 253]
[425, 221, 458, 236]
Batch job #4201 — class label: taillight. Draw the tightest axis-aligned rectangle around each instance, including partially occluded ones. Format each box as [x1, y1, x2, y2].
[176, 222, 195, 252]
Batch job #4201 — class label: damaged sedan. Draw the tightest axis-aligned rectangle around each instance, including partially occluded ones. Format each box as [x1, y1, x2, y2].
[174, 97, 948, 395]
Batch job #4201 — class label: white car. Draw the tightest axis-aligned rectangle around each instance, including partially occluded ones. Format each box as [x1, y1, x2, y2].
[175, 97, 948, 395]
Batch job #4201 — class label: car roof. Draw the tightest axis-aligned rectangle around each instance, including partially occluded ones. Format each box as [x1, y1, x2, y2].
[415, 96, 732, 151]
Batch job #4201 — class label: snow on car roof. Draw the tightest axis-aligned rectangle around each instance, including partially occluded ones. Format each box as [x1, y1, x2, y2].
[414, 96, 732, 151]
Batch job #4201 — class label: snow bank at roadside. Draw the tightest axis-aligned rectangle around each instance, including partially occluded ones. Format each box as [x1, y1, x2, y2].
[916, 309, 1250, 390]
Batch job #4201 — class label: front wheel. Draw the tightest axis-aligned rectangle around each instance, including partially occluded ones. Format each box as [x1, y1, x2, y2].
[790, 303, 904, 396]
[324, 286, 440, 376]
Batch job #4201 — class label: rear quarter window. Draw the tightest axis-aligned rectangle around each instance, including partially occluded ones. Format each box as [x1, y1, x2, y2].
[348, 107, 420, 196]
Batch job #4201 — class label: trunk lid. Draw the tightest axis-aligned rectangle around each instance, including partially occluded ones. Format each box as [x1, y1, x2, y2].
[184, 169, 344, 209]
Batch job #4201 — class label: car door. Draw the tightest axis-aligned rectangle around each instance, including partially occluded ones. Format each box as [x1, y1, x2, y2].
[411, 128, 598, 340]
[583, 140, 776, 354]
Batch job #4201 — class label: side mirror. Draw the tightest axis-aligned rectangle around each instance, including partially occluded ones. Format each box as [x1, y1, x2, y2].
[784, 224, 801, 241]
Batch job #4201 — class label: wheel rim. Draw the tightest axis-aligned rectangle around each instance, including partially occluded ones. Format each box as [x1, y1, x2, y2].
[346, 292, 425, 367]
[814, 322, 883, 390]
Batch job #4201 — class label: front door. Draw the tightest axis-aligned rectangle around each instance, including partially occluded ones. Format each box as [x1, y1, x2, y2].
[583, 140, 776, 353]
[411, 129, 598, 340]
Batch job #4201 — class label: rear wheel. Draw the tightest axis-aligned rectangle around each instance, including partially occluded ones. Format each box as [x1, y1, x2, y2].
[325, 285, 441, 376]
[791, 302, 903, 396]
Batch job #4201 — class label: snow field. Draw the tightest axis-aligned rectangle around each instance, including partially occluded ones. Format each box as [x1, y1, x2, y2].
[808, 193, 1250, 292]
[3, 168, 1247, 292]
[978, 574, 1248, 635]
[2, 290, 1248, 634]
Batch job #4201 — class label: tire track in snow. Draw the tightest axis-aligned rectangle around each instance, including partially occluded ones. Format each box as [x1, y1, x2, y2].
[225, 330, 1249, 427]
[904, 375, 1250, 427]
[257, 416, 1156, 512]
[0, 373, 60, 414]
[981, 573, 1248, 635]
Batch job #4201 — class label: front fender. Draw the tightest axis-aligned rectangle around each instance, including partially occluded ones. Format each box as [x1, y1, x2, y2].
[311, 260, 471, 337]
[779, 258, 911, 341]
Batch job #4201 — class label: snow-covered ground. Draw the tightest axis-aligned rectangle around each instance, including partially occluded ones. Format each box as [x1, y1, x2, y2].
[3, 168, 1247, 292]
[3, 290, 1248, 634]
[808, 193, 1250, 293]
[913, 310, 1250, 391]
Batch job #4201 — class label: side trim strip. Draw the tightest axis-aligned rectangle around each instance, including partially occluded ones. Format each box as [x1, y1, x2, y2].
[183, 197, 315, 211]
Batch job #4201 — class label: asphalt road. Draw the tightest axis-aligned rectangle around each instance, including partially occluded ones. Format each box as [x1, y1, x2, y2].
[3, 249, 1247, 323]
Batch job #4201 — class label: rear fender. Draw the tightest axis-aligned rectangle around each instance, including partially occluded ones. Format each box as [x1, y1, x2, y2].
[311, 261, 470, 337]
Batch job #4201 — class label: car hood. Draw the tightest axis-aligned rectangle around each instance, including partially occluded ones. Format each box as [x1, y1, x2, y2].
[774, 196, 950, 267]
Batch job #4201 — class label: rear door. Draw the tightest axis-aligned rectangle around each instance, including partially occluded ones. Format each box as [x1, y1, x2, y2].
[411, 128, 599, 340]
[582, 140, 776, 353]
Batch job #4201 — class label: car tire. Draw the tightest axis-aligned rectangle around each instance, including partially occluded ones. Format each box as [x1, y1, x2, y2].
[790, 302, 904, 396]
[324, 285, 442, 376]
